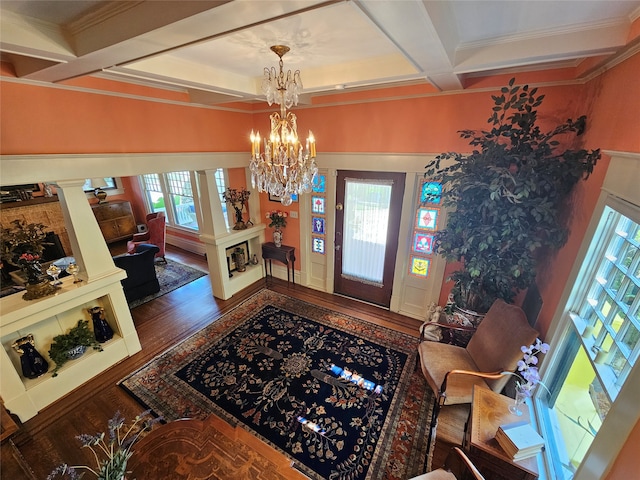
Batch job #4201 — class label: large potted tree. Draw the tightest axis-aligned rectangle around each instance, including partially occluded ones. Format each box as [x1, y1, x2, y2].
[426, 78, 600, 318]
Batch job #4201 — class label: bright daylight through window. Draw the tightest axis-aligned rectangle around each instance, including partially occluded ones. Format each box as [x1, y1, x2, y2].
[140, 172, 198, 230]
[538, 206, 640, 479]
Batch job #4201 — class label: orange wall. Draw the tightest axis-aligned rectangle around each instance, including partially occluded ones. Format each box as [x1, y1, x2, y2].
[606, 418, 640, 479]
[0, 79, 251, 155]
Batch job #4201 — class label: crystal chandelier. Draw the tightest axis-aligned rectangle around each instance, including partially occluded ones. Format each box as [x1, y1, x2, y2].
[250, 45, 317, 206]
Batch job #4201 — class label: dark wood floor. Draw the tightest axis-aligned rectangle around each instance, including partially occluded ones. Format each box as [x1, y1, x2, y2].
[1, 244, 456, 479]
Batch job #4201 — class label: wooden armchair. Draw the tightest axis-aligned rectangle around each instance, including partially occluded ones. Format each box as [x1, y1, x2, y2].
[418, 299, 539, 454]
[127, 212, 166, 263]
[410, 447, 485, 480]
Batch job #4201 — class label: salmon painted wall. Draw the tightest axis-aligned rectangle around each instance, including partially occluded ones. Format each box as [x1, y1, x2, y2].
[259, 192, 301, 259]
[0, 79, 251, 155]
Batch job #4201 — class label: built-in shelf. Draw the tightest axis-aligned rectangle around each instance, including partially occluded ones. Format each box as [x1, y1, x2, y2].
[0, 271, 141, 421]
[201, 224, 266, 300]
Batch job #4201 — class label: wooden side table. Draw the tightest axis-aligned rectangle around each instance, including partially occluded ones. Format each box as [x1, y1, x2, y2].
[463, 385, 539, 480]
[262, 242, 296, 284]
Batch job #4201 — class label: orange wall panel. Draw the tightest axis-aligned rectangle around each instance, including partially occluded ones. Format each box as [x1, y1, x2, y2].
[0, 81, 251, 155]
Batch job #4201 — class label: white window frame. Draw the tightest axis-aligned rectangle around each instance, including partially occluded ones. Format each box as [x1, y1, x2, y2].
[534, 152, 640, 480]
[139, 171, 202, 232]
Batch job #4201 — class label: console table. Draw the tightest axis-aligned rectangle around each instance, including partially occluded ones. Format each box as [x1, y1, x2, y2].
[262, 242, 295, 284]
[464, 385, 539, 480]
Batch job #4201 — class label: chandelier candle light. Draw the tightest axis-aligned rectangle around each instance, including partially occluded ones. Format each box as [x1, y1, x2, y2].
[250, 45, 317, 206]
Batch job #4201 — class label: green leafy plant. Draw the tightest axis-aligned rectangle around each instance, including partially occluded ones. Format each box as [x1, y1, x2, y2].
[48, 320, 103, 377]
[426, 78, 600, 313]
[0, 219, 51, 264]
[47, 410, 161, 480]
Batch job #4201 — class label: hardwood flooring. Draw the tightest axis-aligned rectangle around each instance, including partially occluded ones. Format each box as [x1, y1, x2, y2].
[1, 244, 457, 479]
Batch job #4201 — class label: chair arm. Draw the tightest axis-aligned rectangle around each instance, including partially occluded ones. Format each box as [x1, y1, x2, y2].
[439, 369, 505, 403]
[447, 447, 485, 480]
[131, 232, 150, 242]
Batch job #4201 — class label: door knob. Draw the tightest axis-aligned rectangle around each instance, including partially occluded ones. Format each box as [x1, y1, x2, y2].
[336, 203, 343, 211]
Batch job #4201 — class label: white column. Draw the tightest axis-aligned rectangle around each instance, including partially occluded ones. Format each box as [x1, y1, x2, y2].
[197, 169, 266, 300]
[53, 179, 118, 281]
[197, 170, 230, 299]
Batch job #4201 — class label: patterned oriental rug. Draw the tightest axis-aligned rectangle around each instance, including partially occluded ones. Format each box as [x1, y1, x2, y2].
[127, 259, 207, 308]
[120, 290, 433, 479]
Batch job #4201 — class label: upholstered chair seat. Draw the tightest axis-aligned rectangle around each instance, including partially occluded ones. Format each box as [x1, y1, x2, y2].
[127, 212, 166, 263]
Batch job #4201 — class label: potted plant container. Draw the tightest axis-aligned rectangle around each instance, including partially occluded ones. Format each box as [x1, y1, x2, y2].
[426, 78, 600, 315]
[48, 320, 103, 377]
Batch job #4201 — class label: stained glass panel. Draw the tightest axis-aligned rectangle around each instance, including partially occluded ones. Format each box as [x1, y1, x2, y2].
[312, 196, 325, 214]
[312, 175, 326, 193]
[312, 217, 325, 235]
[409, 257, 430, 277]
[413, 233, 434, 254]
[421, 181, 442, 204]
[416, 208, 439, 231]
[312, 237, 325, 254]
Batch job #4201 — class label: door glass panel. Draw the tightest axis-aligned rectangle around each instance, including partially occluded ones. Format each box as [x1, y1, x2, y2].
[341, 179, 392, 286]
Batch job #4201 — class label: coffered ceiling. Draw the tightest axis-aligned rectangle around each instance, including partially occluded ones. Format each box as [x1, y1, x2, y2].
[1, 0, 639, 106]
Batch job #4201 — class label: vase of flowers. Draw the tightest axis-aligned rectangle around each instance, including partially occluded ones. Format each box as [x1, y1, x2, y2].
[266, 210, 288, 247]
[47, 410, 161, 480]
[0, 220, 60, 300]
[17, 252, 43, 284]
[506, 338, 550, 416]
[222, 187, 251, 230]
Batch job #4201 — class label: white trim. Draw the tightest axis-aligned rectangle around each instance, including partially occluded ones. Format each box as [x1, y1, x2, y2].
[0, 152, 248, 185]
[166, 230, 206, 256]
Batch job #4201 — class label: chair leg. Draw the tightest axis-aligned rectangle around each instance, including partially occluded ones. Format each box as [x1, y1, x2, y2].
[425, 394, 442, 471]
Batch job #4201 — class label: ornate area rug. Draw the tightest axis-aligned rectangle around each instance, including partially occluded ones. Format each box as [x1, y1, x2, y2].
[120, 290, 433, 479]
[128, 258, 207, 308]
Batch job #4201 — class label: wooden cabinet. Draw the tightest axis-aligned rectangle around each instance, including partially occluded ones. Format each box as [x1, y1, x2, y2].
[92, 201, 136, 243]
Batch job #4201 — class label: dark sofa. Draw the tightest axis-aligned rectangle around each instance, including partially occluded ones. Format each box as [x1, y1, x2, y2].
[112, 244, 160, 303]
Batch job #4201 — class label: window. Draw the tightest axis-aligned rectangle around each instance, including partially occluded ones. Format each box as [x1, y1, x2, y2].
[214, 168, 231, 229]
[140, 172, 199, 231]
[82, 178, 117, 192]
[536, 203, 640, 479]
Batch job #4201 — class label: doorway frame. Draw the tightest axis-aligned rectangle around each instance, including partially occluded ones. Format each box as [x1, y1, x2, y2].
[298, 153, 448, 320]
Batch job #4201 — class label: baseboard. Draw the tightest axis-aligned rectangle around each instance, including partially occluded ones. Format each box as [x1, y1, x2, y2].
[166, 232, 206, 256]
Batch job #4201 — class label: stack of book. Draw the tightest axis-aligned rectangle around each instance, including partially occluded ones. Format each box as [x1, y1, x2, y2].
[495, 421, 545, 460]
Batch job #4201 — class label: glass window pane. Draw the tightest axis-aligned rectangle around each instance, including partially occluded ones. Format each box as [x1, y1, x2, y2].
[541, 208, 640, 478]
[543, 342, 608, 479]
[142, 174, 166, 214]
[83, 178, 116, 191]
[214, 169, 231, 229]
[341, 179, 391, 285]
[621, 244, 637, 269]
[622, 283, 638, 307]
[166, 171, 197, 230]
